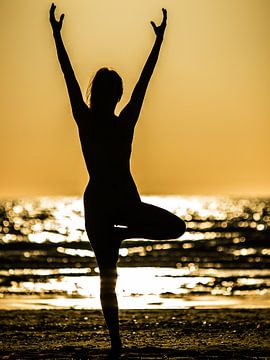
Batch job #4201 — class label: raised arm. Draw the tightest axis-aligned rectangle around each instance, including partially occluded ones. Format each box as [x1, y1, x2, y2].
[120, 8, 167, 126]
[49, 3, 87, 125]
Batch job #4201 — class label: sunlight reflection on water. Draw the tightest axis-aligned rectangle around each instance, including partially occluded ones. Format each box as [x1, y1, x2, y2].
[1, 267, 270, 310]
[0, 195, 270, 309]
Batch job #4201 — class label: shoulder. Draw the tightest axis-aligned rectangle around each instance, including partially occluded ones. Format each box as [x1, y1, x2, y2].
[118, 104, 138, 129]
[75, 105, 92, 129]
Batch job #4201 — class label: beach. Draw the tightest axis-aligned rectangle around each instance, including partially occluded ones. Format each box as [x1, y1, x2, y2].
[0, 309, 269, 359]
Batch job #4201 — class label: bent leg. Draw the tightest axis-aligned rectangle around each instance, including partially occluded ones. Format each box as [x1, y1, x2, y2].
[115, 202, 186, 240]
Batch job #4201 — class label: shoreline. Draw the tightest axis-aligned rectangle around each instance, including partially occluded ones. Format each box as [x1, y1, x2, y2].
[1, 294, 270, 311]
[0, 308, 269, 359]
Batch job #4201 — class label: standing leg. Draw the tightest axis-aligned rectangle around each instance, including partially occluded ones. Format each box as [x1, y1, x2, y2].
[99, 265, 122, 355]
[86, 223, 122, 356]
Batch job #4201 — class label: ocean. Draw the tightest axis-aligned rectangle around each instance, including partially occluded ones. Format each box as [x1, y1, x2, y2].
[0, 195, 269, 310]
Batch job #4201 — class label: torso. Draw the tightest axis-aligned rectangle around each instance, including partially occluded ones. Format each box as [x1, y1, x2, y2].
[79, 109, 141, 210]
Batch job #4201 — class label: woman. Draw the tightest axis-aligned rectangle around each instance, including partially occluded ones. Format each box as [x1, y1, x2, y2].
[49, 3, 185, 357]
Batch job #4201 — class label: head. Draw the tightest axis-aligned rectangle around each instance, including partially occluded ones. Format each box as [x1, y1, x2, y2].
[87, 67, 123, 112]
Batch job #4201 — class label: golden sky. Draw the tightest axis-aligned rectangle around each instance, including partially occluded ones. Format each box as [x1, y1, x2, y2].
[1, 0, 270, 197]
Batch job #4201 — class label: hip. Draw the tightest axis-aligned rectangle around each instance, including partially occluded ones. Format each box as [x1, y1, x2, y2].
[83, 180, 141, 212]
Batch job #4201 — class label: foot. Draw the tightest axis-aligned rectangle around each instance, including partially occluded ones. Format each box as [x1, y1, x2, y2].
[108, 339, 122, 359]
[107, 345, 122, 359]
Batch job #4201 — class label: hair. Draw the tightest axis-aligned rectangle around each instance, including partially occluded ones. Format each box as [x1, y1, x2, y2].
[86, 67, 123, 109]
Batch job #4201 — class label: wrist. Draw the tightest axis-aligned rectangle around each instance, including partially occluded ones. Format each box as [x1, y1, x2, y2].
[53, 28, 61, 37]
[156, 34, 164, 43]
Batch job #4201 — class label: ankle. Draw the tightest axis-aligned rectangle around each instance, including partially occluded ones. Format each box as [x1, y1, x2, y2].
[109, 340, 122, 359]
[111, 336, 122, 348]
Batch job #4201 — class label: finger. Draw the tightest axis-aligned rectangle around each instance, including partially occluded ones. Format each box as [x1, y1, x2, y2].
[50, 3, 56, 17]
[162, 8, 167, 23]
[60, 13, 65, 24]
[150, 21, 157, 31]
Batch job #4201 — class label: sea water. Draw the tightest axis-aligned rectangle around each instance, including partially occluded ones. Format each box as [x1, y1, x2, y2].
[0, 196, 269, 309]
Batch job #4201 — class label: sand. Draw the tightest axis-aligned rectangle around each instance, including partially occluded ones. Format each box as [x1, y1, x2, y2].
[0, 309, 269, 359]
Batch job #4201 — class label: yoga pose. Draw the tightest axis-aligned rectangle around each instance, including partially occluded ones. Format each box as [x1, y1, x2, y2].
[50, 3, 185, 357]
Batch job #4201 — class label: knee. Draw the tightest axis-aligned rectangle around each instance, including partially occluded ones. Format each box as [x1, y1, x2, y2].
[171, 217, 186, 239]
[100, 268, 118, 293]
[100, 267, 117, 279]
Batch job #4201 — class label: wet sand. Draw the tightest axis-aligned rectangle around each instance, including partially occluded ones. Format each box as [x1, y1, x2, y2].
[0, 309, 269, 359]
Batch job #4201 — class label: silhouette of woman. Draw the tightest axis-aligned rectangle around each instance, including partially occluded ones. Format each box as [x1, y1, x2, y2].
[50, 3, 185, 357]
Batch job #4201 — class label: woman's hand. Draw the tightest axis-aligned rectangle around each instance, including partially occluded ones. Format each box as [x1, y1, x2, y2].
[50, 3, 64, 33]
[150, 8, 167, 39]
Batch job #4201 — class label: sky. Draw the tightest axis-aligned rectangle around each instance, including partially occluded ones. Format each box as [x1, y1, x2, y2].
[1, 0, 270, 197]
